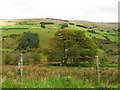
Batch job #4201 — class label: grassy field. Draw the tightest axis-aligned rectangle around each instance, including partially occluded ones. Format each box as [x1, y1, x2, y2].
[2, 65, 118, 88]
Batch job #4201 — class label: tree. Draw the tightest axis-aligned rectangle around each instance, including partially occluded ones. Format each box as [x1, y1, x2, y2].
[18, 32, 39, 50]
[44, 30, 97, 66]
[67, 44, 80, 65]
[59, 23, 68, 29]
[41, 24, 45, 28]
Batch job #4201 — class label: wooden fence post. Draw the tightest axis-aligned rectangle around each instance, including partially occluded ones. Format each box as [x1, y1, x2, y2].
[18, 53, 23, 81]
[95, 56, 100, 86]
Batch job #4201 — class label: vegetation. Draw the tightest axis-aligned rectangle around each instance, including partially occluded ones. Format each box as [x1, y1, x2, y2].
[1, 18, 118, 88]
[59, 23, 68, 29]
[44, 30, 97, 66]
[40, 22, 54, 24]
[41, 24, 45, 28]
[17, 32, 39, 50]
[2, 65, 118, 88]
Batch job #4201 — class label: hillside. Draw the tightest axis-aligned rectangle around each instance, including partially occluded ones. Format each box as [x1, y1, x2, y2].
[1, 18, 119, 88]
[0, 18, 118, 65]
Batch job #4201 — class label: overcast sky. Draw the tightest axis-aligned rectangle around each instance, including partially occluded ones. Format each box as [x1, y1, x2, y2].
[0, 0, 119, 22]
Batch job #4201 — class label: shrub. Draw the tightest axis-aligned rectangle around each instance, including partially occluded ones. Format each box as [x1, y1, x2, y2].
[3, 52, 20, 65]
[23, 52, 41, 65]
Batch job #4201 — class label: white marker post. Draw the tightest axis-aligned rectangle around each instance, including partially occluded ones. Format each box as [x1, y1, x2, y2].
[18, 53, 23, 81]
[95, 56, 100, 86]
[20, 53, 23, 81]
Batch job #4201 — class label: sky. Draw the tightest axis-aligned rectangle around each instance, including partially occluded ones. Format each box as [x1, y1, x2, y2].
[0, 0, 119, 22]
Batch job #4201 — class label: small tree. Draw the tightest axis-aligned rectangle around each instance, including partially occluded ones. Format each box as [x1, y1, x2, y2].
[41, 24, 45, 28]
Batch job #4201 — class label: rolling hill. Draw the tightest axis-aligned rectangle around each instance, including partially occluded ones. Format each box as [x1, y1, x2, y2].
[0, 18, 118, 64]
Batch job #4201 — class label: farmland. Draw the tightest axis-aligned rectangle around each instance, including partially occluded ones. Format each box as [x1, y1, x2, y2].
[1, 18, 119, 88]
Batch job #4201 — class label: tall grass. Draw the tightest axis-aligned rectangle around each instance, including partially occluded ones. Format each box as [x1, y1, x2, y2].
[2, 65, 118, 88]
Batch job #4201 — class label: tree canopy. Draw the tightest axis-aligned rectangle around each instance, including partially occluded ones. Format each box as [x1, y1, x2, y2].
[44, 30, 97, 66]
[18, 32, 39, 50]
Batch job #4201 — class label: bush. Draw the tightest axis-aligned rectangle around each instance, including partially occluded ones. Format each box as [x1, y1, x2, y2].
[23, 52, 41, 65]
[3, 52, 20, 65]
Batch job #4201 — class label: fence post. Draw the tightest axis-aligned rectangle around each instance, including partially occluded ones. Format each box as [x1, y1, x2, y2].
[95, 56, 100, 86]
[18, 53, 23, 81]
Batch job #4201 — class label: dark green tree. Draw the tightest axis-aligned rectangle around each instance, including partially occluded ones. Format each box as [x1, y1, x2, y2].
[41, 24, 45, 28]
[18, 32, 39, 50]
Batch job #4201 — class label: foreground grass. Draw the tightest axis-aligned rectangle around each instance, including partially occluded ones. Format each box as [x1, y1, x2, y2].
[2, 65, 118, 88]
[2, 76, 118, 88]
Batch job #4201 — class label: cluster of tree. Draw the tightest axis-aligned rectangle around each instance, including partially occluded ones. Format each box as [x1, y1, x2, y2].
[59, 23, 68, 29]
[17, 32, 39, 50]
[46, 18, 69, 22]
[40, 22, 54, 24]
[69, 23, 75, 25]
[40, 22, 54, 28]
[44, 30, 97, 66]
[60, 20, 69, 22]
[76, 24, 88, 28]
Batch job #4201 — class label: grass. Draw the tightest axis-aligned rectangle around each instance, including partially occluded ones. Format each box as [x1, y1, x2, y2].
[2, 28, 57, 49]
[2, 65, 118, 88]
[85, 32, 105, 39]
[107, 35, 118, 43]
[8, 25, 33, 28]
[106, 64, 118, 67]
[2, 76, 95, 88]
